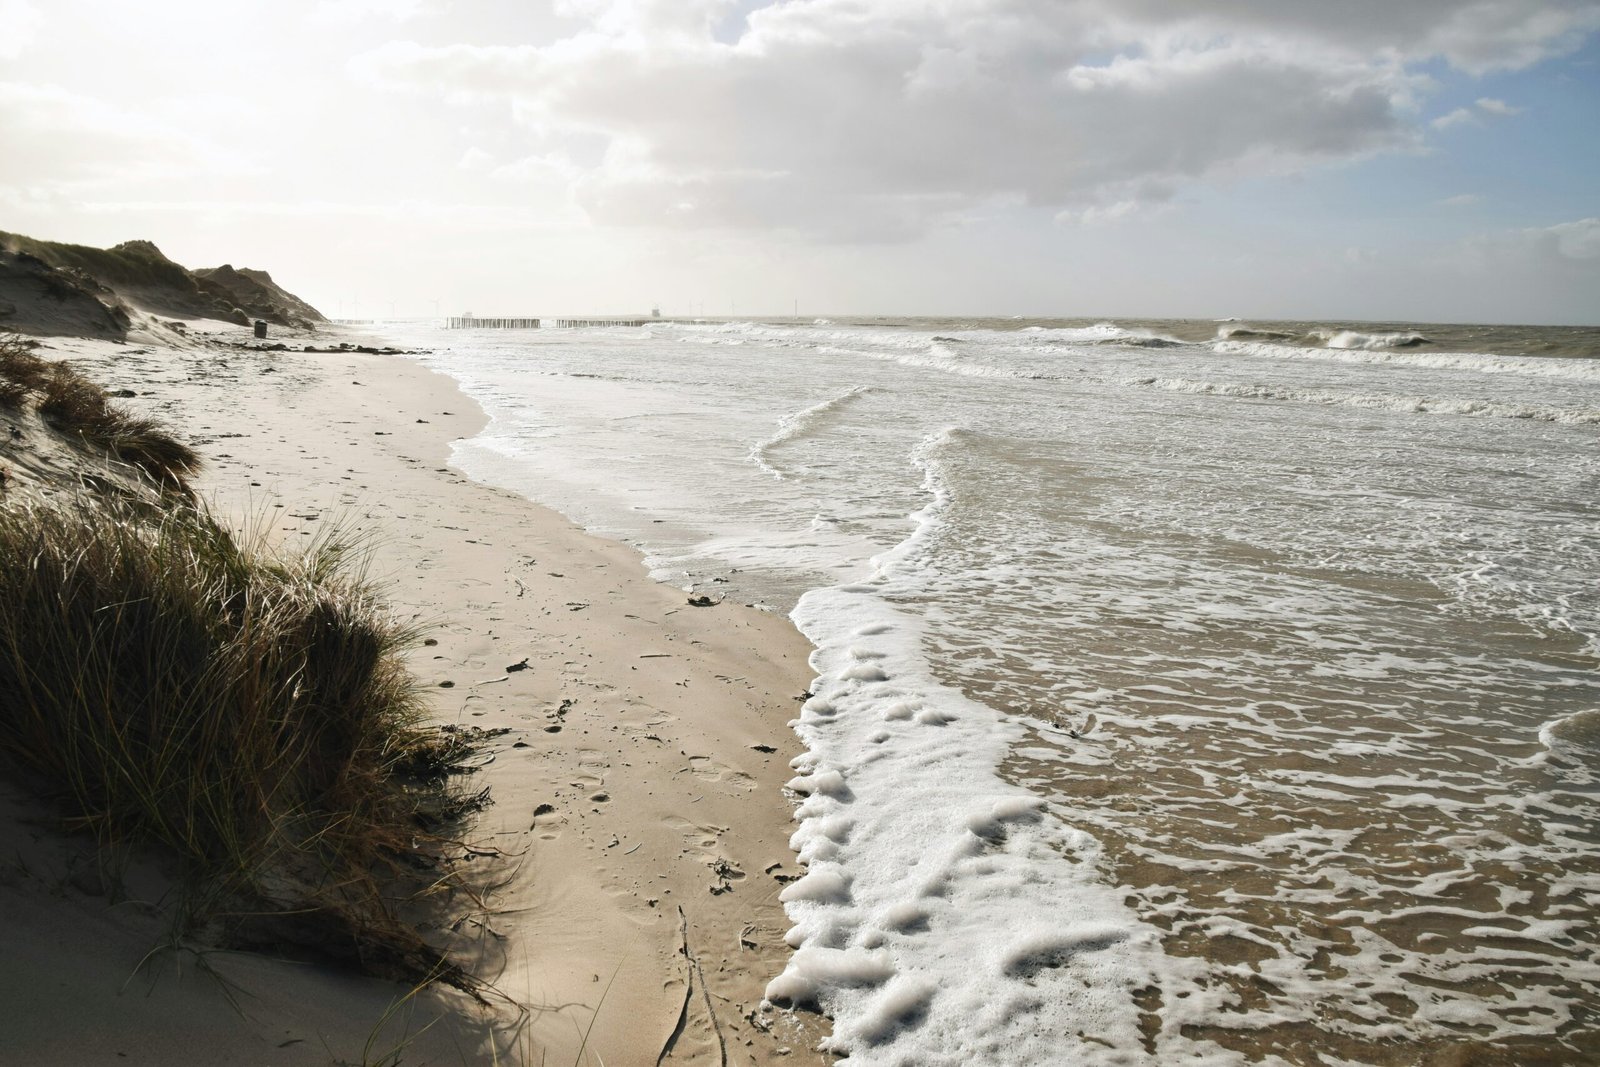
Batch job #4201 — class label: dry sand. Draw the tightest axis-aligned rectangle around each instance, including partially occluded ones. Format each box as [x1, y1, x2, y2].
[0, 323, 828, 1065]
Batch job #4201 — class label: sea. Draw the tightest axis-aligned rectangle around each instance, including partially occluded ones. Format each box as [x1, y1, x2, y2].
[381, 316, 1600, 1066]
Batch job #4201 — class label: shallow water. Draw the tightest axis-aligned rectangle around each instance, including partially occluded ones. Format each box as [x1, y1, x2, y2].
[387, 317, 1600, 1064]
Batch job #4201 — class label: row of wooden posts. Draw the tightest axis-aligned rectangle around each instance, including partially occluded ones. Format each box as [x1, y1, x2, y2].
[445, 317, 541, 329]
[444, 317, 655, 329]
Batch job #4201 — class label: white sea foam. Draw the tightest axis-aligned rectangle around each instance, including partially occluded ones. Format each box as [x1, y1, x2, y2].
[820, 342, 1060, 382]
[1314, 328, 1432, 350]
[767, 431, 1216, 1063]
[749, 385, 877, 479]
[1214, 338, 1600, 380]
[389, 317, 1600, 1063]
[1126, 376, 1600, 423]
[1538, 709, 1600, 780]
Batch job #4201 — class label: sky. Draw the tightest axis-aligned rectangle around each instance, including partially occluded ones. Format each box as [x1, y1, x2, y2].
[2, 0, 1597, 323]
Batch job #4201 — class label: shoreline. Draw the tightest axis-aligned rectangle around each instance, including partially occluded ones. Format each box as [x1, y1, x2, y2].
[17, 325, 828, 1064]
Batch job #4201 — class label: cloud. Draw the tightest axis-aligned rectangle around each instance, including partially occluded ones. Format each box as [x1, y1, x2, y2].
[1055, 195, 1178, 227]
[1438, 193, 1481, 207]
[69, 195, 579, 232]
[1456, 217, 1600, 275]
[1432, 94, 1527, 130]
[1432, 107, 1478, 129]
[1541, 217, 1600, 259]
[457, 146, 495, 171]
[310, 0, 427, 26]
[1098, 0, 1600, 73]
[1474, 96, 1523, 115]
[0, 0, 41, 59]
[353, 0, 1597, 240]
[0, 82, 249, 193]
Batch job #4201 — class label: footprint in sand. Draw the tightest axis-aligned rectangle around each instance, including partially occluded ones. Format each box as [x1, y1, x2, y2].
[660, 813, 748, 893]
[567, 773, 606, 797]
[661, 814, 728, 860]
[656, 819, 742, 895]
[685, 754, 757, 792]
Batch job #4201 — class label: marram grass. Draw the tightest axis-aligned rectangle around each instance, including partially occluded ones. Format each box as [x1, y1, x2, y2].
[0, 333, 48, 407]
[0, 332, 200, 490]
[36, 360, 202, 490]
[0, 496, 479, 984]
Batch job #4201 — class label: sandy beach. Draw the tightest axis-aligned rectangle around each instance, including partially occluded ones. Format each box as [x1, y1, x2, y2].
[0, 323, 827, 1065]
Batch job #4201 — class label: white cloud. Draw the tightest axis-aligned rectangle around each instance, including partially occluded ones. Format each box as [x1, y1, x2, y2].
[1543, 217, 1600, 259]
[0, 0, 41, 59]
[1438, 193, 1482, 207]
[70, 196, 579, 231]
[1055, 197, 1176, 227]
[347, 2, 1596, 241]
[358, 1, 1481, 239]
[457, 146, 495, 171]
[1432, 94, 1527, 130]
[1475, 96, 1523, 115]
[1432, 107, 1478, 129]
[310, 0, 427, 26]
[0, 82, 250, 192]
[488, 152, 581, 184]
[1457, 217, 1600, 274]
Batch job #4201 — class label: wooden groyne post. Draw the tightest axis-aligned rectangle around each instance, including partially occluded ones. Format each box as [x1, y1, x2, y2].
[442, 317, 663, 329]
[445, 317, 542, 329]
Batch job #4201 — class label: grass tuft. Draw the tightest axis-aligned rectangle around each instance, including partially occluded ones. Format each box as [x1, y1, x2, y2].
[0, 333, 48, 407]
[3, 331, 201, 491]
[2, 331, 203, 490]
[0, 497, 481, 985]
[35, 361, 202, 490]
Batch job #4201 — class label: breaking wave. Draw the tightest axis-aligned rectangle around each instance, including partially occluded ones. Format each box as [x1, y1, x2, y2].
[1214, 339, 1600, 381]
[1127, 377, 1600, 423]
[751, 385, 878, 479]
[1315, 329, 1432, 349]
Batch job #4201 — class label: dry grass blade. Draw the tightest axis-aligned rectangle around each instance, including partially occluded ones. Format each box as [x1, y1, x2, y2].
[0, 333, 200, 490]
[0, 495, 488, 988]
[0, 333, 48, 407]
[35, 360, 201, 488]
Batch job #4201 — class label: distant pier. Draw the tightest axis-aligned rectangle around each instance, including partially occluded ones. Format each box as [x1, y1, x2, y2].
[446, 317, 541, 329]
[444, 316, 657, 329]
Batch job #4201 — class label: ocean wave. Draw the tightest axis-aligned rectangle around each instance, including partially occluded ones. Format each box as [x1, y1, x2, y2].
[904, 349, 1058, 380]
[1093, 335, 1187, 349]
[775, 427, 1177, 1063]
[1213, 339, 1600, 381]
[1214, 326, 1431, 349]
[1541, 709, 1600, 761]
[1014, 322, 1185, 347]
[749, 385, 878, 479]
[816, 343, 1059, 382]
[1127, 376, 1600, 423]
[1216, 326, 1298, 342]
[1314, 328, 1431, 350]
[1535, 709, 1600, 786]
